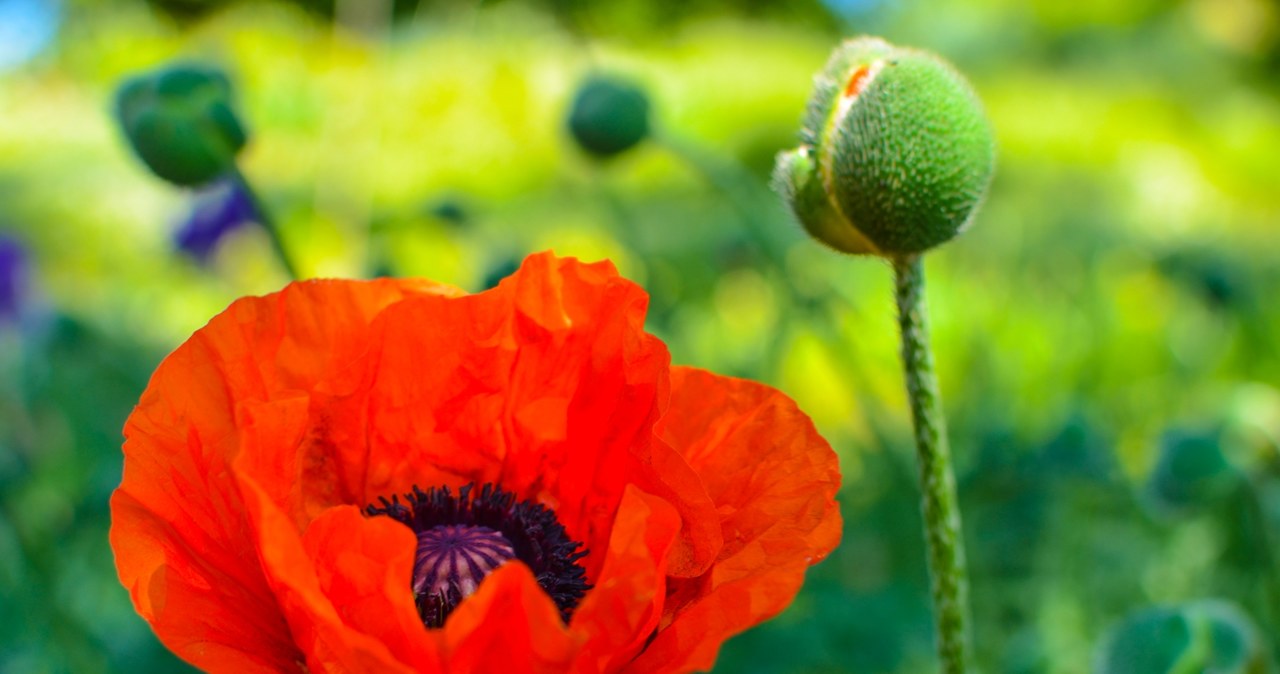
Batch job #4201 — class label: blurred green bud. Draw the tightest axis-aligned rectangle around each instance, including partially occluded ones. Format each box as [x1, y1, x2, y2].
[774, 37, 995, 256]
[115, 63, 247, 187]
[567, 75, 650, 159]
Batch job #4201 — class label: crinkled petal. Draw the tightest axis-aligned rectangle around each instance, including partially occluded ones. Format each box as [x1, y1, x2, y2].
[442, 562, 580, 673]
[320, 253, 720, 578]
[109, 489, 299, 673]
[629, 367, 842, 674]
[300, 506, 444, 672]
[237, 474, 417, 674]
[570, 485, 682, 673]
[112, 278, 450, 671]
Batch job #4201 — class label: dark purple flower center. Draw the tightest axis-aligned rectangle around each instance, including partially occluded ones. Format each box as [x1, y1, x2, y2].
[366, 483, 590, 629]
[410, 524, 514, 624]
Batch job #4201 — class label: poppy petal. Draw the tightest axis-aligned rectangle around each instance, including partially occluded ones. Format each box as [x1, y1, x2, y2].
[442, 562, 579, 673]
[629, 367, 843, 673]
[237, 474, 418, 674]
[570, 485, 682, 673]
[299, 506, 445, 672]
[637, 439, 721, 578]
[109, 489, 300, 673]
[113, 278, 449, 671]
[322, 253, 720, 577]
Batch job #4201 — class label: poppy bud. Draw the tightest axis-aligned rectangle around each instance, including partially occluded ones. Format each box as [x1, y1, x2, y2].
[115, 63, 247, 187]
[567, 75, 650, 159]
[774, 37, 994, 255]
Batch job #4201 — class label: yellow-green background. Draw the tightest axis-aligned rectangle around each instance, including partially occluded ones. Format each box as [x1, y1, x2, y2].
[2, 0, 1279, 671]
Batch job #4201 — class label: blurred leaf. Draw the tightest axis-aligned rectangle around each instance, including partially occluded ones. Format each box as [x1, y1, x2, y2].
[1096, 601, 1270, 674]
[1146, 429, 1238, 517]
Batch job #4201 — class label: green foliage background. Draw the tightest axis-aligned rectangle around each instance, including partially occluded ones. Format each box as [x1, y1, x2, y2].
[2, 0, 1279, 672]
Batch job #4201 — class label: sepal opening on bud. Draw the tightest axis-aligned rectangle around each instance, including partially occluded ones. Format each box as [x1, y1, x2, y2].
[772, 147, 879, 256]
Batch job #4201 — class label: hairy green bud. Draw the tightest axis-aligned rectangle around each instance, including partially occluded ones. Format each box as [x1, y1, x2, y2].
[115, 63, 247, 187]
[774, 37, 995, 256]
[567, 76, 650, 159]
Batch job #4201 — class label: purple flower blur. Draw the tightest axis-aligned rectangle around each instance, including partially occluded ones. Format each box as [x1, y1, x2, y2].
[175, 178, 258, 261]
[0, 234, 28, 326]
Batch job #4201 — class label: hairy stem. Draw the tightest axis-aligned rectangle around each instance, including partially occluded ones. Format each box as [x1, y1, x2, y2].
[893, 254, 971, 674]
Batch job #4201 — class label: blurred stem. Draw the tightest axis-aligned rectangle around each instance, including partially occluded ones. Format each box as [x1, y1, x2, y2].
[229, 166, 300, 281]
[593, 175, 643, 255]
[893, 254, 972, 674]
[658, 135, 793, 279]
[1238, 475, 1280, 641]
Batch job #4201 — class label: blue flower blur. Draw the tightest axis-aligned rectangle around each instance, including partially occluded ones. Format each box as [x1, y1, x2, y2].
[174, 178, 258, 262]
[0, 234, 28, 326]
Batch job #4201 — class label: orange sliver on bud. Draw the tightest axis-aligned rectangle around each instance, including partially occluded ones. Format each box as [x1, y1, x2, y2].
[843, 64, 873, 99]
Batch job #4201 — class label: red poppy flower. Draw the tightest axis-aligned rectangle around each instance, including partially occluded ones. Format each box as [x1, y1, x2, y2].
[111, 252, 841, 673]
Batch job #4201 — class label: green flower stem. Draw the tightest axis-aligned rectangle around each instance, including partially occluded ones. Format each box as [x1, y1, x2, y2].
[892, 254, 971, 674]
[229, 166, 300, 281]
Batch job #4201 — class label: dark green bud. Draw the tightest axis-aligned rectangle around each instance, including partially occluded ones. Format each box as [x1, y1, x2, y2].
[115, 63, 247, 187]
[567, 76, 650, 159]
[774, 37, 994, 256]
